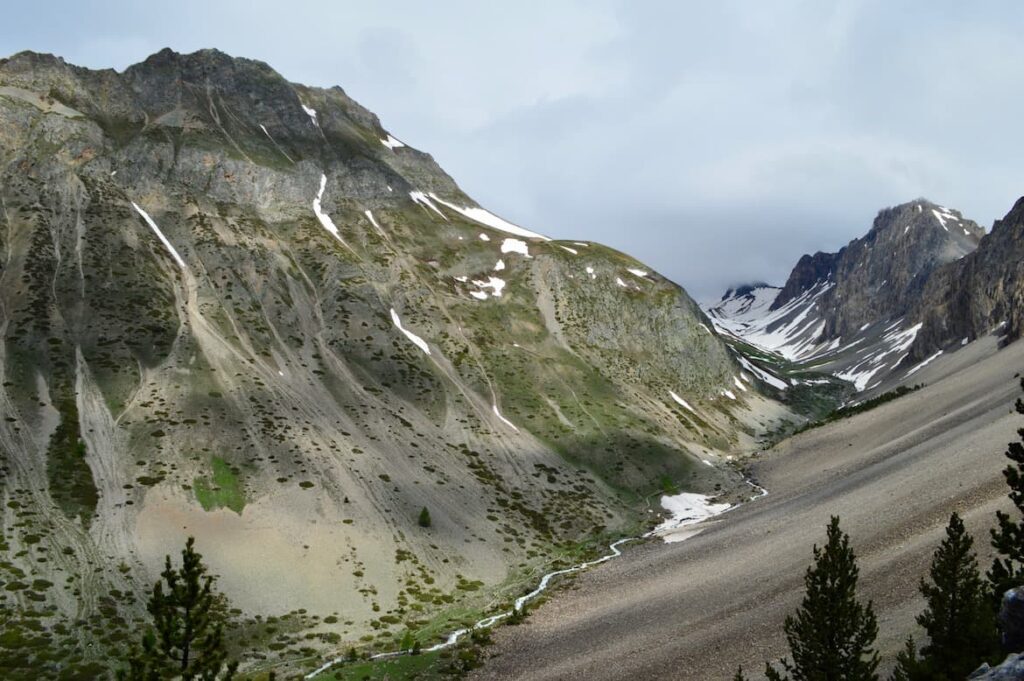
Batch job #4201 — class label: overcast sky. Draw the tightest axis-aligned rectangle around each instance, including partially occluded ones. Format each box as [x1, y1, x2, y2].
[3, 1, 1022, 299]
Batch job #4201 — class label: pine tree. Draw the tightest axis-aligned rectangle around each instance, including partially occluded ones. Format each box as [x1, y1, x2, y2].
[889, 637, 922, 681]
[989, 377, 1024, 605]
[418, 506, 432, 528]
[119, 537, 238, 680]
[734, 666, 750, 681]
[911, 513, 998, 679]
[765, 517, 879, 681]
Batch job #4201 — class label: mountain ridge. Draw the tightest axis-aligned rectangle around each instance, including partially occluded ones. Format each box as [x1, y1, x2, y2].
[0, 47, 787, 677]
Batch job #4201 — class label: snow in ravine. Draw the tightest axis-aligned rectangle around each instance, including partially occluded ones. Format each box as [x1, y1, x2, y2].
[669, 390, 697, 414]
[130, 202, 187, 269]
[654, 492, 732, 542]
[558, 245, 579, 255]
[312, 175, 345, 243]
[409, 191, 447, 219]
[500, 238, 530, 256]
[735, 355, 788, 390]
[390, 308, 431, 356]
[492, 403, 519, 431]
[427, 193, 549, 240]
[364, 210, 388, 239]
[300, 103, 318, 127]
[380, 134, 405, 150]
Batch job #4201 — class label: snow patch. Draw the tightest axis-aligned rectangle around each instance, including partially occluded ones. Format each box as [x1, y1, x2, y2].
[500, 238, 530, 256]
[130, 202, 187, 269]
[300, 103, 318, 127]
[493, 259, 505, 271]
[427, 194, 549, 240]
[479, 233, 490, 242]
[409, 191, 448, 220]
[364, 210, 387, 239]
[558, 245, 579, 255]
[380, 134, 405, 150]
[390, 308, 431, 356]
[492, 404, 519, 432]
[669, 390, 697, 414]
[470, 277, 506, 298]
[312, 175, 345, 244]
[627, 268, 648, 277]
[655, 492, 732, 541]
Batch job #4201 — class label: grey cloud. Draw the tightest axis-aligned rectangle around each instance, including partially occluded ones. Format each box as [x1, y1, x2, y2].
[1, 0, 1021, 299]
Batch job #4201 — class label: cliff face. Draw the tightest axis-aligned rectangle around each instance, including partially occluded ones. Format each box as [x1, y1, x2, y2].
[772, 200, 984, 339]
[0, 48, 779, 675]
[910, 197, 1024, 360]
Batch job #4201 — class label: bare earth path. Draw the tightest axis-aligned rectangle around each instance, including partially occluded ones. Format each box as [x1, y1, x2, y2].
[472, 338, 1024, 681]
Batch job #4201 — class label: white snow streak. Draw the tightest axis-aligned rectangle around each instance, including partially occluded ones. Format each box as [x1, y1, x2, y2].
[364, 210, 388, 239]
[390, 308, 431, 356]
[427, 194, 549, 240]
[380, 134, 405, 150]
[300, 103, 318, 127]
[409, 191, 448, 220]
[627, 268, 648, 277]
[492, 403, 519, 431]
[669, 390, 697, 414]
[312, 175, 345, 244]
[130, 202, 186, 269]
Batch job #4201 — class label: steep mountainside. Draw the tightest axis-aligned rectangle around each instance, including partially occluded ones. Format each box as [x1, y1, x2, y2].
[0, 49, 785, 676]
[910, 196, 1024, 358]
[706, 199, 1009, 392]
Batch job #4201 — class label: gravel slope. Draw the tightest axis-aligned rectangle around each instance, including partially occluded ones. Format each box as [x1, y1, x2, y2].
[473, 337, 1024, 680]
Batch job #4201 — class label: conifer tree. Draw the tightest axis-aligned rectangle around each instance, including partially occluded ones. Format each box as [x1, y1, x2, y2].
[907, 513, 998, 679]
[989, 377, 1024, 605]
[418, 506, 432, 528]
[765, 517, 879, 681]
[120, 537, 238, 680]
[889, 638, 922, 681]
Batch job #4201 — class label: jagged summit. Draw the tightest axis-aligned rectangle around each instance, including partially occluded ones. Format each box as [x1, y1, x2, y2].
[720, 281, 772, 301]
[706, 197, 993, 391]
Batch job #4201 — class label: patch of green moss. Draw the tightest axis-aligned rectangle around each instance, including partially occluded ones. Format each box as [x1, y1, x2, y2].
[194, 456, 245, 514]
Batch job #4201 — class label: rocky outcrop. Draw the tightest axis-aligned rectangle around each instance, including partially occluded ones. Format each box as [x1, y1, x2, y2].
[969, 654, 1024, 680]
[909, 197, 1024, 361]
[771, 251, 838, 310]
[1001, 586, 1024, 653]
